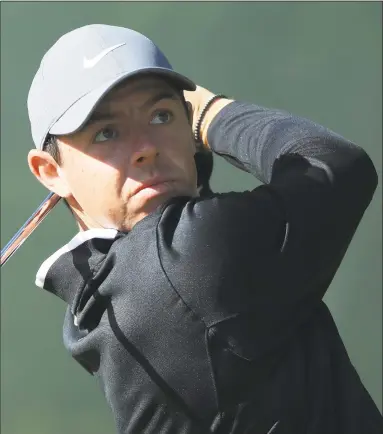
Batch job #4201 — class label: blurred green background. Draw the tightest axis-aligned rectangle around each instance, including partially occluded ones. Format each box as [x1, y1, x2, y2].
[1, 2, 381, 433]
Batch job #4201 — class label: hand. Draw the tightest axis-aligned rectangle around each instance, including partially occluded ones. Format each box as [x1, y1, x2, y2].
[184, 85, 233, 149]
[183, 85, 216, 133]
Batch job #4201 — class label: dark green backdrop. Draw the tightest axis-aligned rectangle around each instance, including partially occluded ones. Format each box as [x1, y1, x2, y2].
[1, 2, 381, 433]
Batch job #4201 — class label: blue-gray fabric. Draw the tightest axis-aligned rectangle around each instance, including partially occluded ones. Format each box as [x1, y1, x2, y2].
[37, 102, 382, 433]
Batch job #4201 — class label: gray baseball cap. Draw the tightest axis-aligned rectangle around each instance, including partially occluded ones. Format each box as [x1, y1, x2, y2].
[27, 24, 196, 150]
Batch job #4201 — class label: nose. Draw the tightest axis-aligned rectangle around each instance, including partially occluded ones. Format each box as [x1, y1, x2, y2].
[131, 143, 159, 167]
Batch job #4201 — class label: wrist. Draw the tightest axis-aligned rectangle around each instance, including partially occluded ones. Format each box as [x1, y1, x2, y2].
[193, 94, 224, 145]
[200, 97, 233, 148]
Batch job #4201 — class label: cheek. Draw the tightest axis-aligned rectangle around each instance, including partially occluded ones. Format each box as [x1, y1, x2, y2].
[176, 137, 197, 175]
[63, 151, 119, 203]
[161, 124, 196, 162]
[164, 131, 197, 180]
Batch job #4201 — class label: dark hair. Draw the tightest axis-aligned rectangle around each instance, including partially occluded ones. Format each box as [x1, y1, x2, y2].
[44, 134, 62, 164]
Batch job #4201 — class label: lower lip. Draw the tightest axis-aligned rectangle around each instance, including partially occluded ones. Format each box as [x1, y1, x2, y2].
[136, 182, 173, 199]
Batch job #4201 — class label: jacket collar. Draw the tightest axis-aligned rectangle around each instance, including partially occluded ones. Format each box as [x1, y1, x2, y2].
[35, 228, 120, 305]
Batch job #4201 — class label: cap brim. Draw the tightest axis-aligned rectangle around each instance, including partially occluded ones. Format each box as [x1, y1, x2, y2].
[49, 67, 195, 136]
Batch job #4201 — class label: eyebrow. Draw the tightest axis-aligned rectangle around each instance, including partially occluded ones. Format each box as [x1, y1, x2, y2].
[85, 89, 180, 127]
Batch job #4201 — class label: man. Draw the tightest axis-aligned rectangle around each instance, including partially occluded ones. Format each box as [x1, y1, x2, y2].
[27, 24, 382, 434]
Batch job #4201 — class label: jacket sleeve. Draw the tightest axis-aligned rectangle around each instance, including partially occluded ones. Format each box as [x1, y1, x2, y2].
[157, 101, 378, 334]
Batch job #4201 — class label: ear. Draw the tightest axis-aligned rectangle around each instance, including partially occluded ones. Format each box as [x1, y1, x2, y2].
[27, 149, 72, 198]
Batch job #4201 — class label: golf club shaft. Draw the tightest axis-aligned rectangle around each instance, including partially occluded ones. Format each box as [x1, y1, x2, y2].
[1, 192, 61, 267]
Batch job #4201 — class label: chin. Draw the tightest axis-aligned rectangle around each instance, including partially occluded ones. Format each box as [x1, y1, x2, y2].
[141, 190, 181, 212]
[124, 183, 196, 229]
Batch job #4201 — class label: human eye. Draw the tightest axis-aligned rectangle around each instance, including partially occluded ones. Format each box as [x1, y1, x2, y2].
[150, 110, 173, 125]
[93, 126, 119, 143]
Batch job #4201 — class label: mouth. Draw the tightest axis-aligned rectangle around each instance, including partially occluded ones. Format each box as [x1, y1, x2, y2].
[133, 178, 175, 198]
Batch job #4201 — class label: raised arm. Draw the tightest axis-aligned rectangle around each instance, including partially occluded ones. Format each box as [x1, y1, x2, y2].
[158, 90, 378, 332]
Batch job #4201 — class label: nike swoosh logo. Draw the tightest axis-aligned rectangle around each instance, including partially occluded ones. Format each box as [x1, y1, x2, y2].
[83, 43, 126, 69]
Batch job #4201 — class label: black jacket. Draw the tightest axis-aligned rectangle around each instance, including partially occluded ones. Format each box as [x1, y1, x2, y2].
[36, 102, 382, 433]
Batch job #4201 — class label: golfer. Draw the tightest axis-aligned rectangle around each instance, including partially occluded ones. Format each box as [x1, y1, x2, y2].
[27, 24, 382, 434]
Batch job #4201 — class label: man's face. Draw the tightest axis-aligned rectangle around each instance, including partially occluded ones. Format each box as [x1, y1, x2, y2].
[55, 76, 198, 231]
